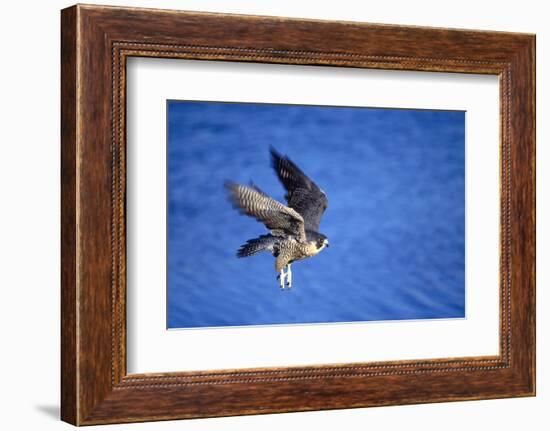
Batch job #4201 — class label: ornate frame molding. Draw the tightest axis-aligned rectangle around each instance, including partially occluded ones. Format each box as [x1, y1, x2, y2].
[61, 5, 535, 425]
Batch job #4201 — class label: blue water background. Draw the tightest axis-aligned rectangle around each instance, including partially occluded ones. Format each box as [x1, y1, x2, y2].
[167, 101, 465, 329]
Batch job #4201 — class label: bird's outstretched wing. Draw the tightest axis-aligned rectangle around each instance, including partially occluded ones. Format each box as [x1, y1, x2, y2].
[270, 148, 328, 232]
[225, 181, 306, 242]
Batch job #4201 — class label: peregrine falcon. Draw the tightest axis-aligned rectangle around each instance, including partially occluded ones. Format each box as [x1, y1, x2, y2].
[225, 148, 329, 290]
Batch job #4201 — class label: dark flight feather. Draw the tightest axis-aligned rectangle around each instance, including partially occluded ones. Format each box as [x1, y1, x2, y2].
[270, 147, 328, 232]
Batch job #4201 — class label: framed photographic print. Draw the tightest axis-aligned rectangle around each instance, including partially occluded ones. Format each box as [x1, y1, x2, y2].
[61, 4, 535, 425]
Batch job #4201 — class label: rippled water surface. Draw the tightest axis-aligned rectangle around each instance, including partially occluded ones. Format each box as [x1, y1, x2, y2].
[167, 101, 465, 329]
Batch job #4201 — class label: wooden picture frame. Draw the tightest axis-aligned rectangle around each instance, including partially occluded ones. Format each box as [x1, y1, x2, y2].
[61, 4, 535, 425]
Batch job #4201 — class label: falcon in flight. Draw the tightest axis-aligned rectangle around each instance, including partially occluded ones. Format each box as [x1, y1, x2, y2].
[225, 148, 329, 290]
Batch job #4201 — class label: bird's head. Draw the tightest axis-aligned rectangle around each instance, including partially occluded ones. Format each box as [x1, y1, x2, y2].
[316, 234, 330, 250]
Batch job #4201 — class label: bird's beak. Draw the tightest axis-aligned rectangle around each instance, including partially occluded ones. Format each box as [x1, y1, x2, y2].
[324, 239, 330, 247]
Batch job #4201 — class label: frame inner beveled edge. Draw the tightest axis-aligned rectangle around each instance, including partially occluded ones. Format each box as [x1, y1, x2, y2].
[110, 41, 512, 387]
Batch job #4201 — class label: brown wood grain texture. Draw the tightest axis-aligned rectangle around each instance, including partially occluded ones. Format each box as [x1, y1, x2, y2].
[61, 5, 78, 424]
[61, 4, 535, 425]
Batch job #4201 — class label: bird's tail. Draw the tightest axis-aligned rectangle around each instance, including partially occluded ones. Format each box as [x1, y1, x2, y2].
[237, 234, 276, 258]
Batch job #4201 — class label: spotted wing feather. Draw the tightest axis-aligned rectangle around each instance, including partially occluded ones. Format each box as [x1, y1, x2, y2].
[225, 181, 306, 242]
